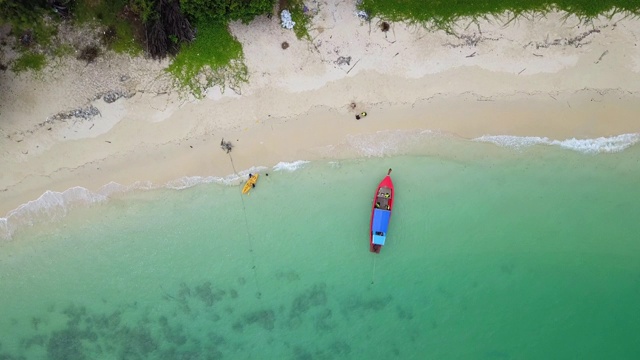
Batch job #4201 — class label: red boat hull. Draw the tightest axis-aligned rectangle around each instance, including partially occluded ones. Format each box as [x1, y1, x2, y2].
[370, 169, 394, 253]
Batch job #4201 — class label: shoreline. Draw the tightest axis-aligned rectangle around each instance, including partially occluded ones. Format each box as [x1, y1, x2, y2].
[2, 4, 640, 234]
[2, 87, 639, 217]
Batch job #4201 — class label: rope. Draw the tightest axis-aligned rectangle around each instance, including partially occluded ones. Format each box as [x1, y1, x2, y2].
[228, 153, 262, 299]
[371, 256, 377, 285]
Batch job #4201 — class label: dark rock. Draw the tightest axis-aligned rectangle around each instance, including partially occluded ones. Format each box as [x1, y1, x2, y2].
[335, 56, 351, 66]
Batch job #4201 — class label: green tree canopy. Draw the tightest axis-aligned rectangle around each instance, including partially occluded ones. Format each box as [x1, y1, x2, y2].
[179, 0, 275, 24]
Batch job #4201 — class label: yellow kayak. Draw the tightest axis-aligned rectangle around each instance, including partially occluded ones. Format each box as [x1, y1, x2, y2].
[242, 174, 259, 194]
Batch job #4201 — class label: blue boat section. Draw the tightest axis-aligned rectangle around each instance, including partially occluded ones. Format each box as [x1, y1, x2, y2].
[372, 209, 391, 245]
[372, 234, 386, 246]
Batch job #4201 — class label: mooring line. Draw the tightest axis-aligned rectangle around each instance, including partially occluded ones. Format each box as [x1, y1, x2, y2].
[228, 153, 262, 299]
[371, 256, 377, 285]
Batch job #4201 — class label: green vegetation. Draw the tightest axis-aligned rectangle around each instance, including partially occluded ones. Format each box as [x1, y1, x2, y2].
[289, 0, 312, 40]
[167, 22, 247, 97]
[0, 0, 276, 94]
[53, 44, 75, 58]
[180, 0, 274, 24]
[359, 0, 640, 28]
[11, 52, 47, 72]
[130, 0, 156, 23]
[0, 0, 57, 46]
[0, 0, 140, 73]
[8, 0, 636, 93]
[0, 0, 51, 71]
[166, 0, 276, 96]
[74, 0, 141, 54]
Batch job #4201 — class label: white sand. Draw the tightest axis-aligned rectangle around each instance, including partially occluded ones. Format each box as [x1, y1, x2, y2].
[1, 1, 640, 219]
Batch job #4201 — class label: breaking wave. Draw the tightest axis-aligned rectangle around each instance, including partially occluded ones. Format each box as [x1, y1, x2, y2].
[345, 129, 436, 157]
[3, 131, 638, 240]
[474, 133, 640, 154]
[1, 187, 108, 240]
[0, 164, 295, 240]
[273, 160, 310, 172]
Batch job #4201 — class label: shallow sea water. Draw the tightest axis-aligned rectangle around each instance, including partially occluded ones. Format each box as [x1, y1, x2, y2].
[1, 139, 640, 359]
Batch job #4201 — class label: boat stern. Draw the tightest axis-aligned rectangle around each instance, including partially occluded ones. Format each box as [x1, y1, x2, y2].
[372, 232, 386, 246]
[370, 208, 391, 253]
[370, 232, 385, 252]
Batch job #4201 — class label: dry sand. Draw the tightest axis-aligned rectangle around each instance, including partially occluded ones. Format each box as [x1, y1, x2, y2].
[1, 1, 640, 218]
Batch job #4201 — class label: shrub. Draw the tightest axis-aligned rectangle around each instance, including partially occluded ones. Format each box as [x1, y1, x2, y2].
[167, 21, 246, 97]
[11, 52, 47, 72]
[180, 0, 275, 24]
[78, 45, 100, 63]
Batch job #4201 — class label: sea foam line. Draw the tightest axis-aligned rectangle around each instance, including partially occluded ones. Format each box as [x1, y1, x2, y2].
[272, 160, 310, 172]
[345, 129, 438, 158]
[473, 133, 640, 154]
[0, 163, 307, 240]
[0, 187, 108, 241]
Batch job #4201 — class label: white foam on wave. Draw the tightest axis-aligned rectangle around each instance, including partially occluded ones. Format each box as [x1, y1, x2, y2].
[473, 135, 549, 150]
[165, 166, 268, 189]
[553, 134, 640, 154]
[1, 187, 108, 240]
[272, 160, 310, 172]
[346, 129, 437, 157]
[474, 133, 640, 154]
[0, 218, 8, 239]
[165, 175, 224, 190]
[95, 180, 157, 197]
[0, 166, 270, 240]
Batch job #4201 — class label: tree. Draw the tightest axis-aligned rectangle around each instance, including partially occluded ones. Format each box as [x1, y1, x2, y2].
[179, 0, 274, 24]
[146, 0, 195, 59]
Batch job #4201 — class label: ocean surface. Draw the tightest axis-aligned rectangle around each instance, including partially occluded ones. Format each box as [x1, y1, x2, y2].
[1, 135, 640, 360]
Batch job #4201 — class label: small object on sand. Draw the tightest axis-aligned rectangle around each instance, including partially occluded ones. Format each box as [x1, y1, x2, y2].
[220, 138, 234, 153]
[355, 114, 361, 120]
[336, 56, 351, 66]
[281, 10, 296, 29]
[356, 111, 367, 120]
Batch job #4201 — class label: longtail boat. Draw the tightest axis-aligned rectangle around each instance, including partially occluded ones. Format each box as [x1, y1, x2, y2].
[370, 169, 394, 253]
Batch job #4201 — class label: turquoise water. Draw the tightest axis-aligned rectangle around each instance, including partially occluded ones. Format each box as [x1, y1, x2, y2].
[1, 140, 640, 359]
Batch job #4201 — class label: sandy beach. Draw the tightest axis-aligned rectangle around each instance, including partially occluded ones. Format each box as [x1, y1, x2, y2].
[2, 1, 640, 226]
[3, 4, 640, 357]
